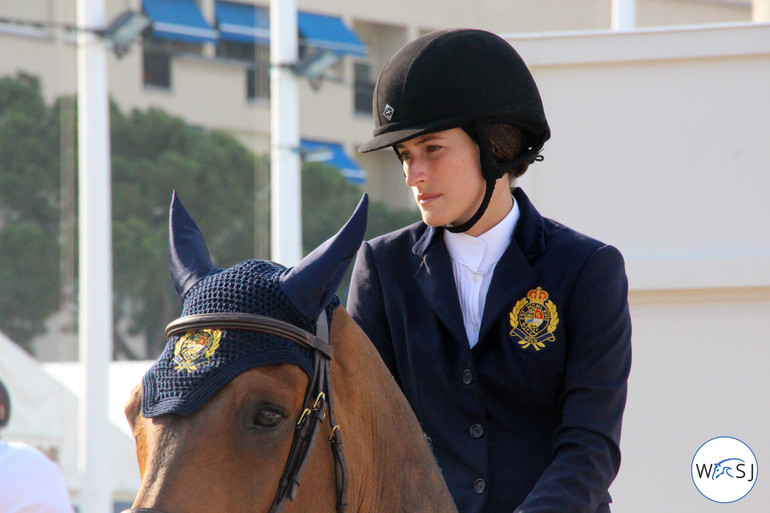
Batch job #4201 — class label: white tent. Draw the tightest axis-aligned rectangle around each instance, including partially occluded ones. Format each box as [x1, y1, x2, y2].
[0, 332, 152, 505]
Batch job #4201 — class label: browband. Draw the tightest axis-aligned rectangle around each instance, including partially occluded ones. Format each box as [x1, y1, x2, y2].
[165, 312, 333, 360]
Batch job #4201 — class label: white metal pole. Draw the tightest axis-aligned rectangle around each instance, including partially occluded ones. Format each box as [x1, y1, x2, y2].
[77, 0, 113, 512]
[270, 0, 302, 266]
[611, 0, 636, 31]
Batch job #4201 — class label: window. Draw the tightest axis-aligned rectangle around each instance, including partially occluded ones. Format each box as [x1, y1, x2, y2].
[354, 62, 375, 115]
[142, 38, 206, 89]
[217, 40, 270, 101]
[143, 46, 171, 88]
[217, 39, 255, 61]
[247, 64, 269, 101]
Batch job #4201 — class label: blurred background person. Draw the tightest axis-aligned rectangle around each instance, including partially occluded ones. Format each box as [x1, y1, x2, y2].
[0, 379, 72, 513]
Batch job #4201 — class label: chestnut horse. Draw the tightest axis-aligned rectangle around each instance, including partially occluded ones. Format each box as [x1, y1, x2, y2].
[123, 193, 458, 513]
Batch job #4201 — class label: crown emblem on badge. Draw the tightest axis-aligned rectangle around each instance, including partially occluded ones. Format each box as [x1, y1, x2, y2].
[509, 287, 559, 352]
[383, 104, 394, 121]
[173, 329, 222, 372]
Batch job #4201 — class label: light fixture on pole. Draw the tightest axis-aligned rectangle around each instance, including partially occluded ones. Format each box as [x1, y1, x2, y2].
[97, 10, 151, 58]
[0, 9, 149, 58]
[293, 49, 340, 90]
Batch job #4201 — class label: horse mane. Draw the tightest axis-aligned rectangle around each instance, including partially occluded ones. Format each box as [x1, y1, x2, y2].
[330, 306, 457, 513]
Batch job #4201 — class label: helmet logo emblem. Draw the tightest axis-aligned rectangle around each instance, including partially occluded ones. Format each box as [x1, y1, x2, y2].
[383, 104, 394, 121]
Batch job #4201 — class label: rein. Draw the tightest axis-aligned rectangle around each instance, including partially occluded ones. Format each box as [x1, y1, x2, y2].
[124, 311, 349, 513]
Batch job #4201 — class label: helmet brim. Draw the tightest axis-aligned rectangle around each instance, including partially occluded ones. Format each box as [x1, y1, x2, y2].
[359, 112, 550, 154]
[358, 116, 469, 153]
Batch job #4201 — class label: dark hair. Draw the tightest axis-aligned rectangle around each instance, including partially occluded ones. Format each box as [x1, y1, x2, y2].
[0, 379, 10, 430]
[462, 123, 529, 178]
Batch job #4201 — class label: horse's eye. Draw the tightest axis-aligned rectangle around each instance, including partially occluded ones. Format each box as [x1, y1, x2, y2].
[253, 407, 284, 428]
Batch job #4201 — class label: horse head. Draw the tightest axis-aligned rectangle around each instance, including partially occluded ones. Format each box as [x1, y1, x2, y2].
[124, 192, 457, 513]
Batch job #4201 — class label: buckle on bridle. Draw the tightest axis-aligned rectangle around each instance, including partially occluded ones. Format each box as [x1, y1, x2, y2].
[298, 392, 327, 426]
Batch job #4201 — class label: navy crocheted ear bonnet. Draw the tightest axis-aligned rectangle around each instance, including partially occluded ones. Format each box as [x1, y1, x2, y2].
[141, 191, 368, 418]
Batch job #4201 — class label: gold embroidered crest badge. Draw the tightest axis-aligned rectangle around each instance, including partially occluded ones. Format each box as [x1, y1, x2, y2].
[508, 287, 559, 352]
[173, 329, 222, 372]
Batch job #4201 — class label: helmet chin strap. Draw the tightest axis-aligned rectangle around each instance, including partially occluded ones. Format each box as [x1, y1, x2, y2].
[445, 178, 495, 233]
[447, 120, 544, 234]
[446, 120, 502, 234]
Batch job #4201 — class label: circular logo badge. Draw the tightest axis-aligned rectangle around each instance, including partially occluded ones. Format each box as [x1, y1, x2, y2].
[692, 436, 757, 503]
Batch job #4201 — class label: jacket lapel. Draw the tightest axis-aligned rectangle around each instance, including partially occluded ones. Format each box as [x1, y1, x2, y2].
[413, 226, 470, 346]
[479, 188, 546, 340]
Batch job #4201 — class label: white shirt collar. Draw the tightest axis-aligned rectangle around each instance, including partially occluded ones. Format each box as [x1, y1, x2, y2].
[444, 195, 520, 272]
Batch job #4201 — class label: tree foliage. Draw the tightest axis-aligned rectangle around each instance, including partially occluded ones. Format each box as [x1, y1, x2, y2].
[302, 162, 419, 302]
[0, 73, 60, 350]
[110, 104, 260, 357]
[0, 72, 418, 359]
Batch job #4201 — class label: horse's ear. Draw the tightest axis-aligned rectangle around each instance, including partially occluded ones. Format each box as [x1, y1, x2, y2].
[168, 190, 217, 298]
[280, 194, 368, 320]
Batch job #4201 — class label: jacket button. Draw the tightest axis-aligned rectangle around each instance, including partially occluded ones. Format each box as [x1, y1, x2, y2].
[461, 369, 473, 385]
[474, 478, 486, 494]
[469, 424, 484, 439]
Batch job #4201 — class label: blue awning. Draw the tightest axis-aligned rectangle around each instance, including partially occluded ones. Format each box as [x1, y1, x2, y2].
[215, 1, 269, 44]
[143, 0, 218, 44]
[297, 12, 367, 57]
[301, 140, 366, 185]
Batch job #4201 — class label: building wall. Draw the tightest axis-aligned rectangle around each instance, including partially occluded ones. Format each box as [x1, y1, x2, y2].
[640, 0, 751, 26]
[619, 287, 768, 511]
[508, 23, 770, 291]
[507, 23, 770, 511]
[305, 0, 613, 34]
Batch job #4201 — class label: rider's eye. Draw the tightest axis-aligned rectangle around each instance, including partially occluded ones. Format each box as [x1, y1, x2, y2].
[253, 407, 284, 428]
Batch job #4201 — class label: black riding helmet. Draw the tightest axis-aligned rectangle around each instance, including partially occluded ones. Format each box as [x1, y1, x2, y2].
[359, 28, 550, 233]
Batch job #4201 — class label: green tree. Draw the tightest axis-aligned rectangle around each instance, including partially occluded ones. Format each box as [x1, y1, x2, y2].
[0, 71, 418, 358]
[0, 73, 263, 358]
[110, 105, 261, 357]
[302, 161, 419, 303]
[0, 73, 60, 350]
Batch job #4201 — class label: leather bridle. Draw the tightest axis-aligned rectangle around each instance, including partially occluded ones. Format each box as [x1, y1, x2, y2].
[123, 311, 349, 513]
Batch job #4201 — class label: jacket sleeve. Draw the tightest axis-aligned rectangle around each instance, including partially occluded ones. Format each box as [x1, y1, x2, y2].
[347, 241, 400, 381]
[516, 244, 632, 513]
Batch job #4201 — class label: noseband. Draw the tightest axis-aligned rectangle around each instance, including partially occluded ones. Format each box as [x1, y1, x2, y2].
[124, 311, 349, 513]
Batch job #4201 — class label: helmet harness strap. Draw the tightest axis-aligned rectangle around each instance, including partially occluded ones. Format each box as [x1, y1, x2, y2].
[446, 120, 542, 234]
[445, 120, 497, 233]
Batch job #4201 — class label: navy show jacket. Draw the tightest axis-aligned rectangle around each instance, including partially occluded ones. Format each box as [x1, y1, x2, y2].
[347, 188, 632, 513]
